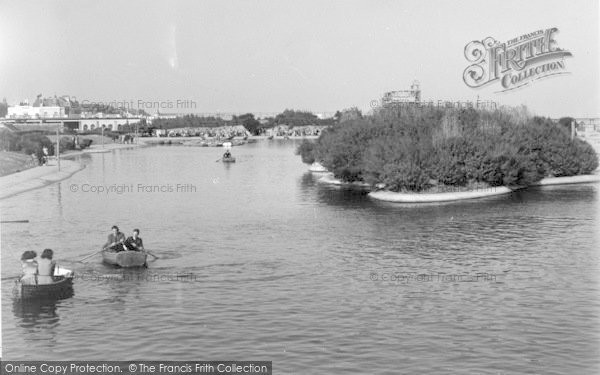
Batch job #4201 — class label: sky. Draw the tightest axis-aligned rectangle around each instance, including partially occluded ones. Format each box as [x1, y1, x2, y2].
[0, 0, 598, 117]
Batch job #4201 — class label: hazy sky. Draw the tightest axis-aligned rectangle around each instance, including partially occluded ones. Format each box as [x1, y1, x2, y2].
[1, 0, 598, 117]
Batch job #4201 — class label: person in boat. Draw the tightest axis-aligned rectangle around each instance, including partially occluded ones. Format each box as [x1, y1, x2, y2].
[104, 225, 126, 252]
[124, 229, 144, 252]
[20, 250, 38, 285]
[223, 150, 232, 159]
[37, 248, 56, 285]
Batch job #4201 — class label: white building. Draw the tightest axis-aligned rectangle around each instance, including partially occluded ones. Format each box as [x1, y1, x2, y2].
[79, 117, 142, 132]
[382, 81, 421, 107]
[7, 105, 65, 119]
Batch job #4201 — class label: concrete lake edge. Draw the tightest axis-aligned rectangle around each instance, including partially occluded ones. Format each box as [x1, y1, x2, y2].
[0, 143, 143, 200]
[311, 168, 600, 203]
[367, 174, 600, 203]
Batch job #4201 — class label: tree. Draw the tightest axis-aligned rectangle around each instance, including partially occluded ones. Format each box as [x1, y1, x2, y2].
[339, 107, 363, 123]
[273, 109, 320, 127]
[235, 113, 260, 135]
[0, 98, 7, 118]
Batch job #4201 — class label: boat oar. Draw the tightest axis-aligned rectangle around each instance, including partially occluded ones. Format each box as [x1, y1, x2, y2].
[78, 249, 104, 263]
[215, 158, 222, 162]
[146, 250, 159, 260]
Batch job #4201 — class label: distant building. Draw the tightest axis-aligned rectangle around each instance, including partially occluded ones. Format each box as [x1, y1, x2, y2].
[2, 95, 144, 132]
[78, 117, 142, 132]
[576, 118, 600, 133]
[7, 105, 65, 119]
[381, 81, 421, 107]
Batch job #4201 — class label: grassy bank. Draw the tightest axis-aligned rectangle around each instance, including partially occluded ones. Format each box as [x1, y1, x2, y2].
[0, 151, 38, 176]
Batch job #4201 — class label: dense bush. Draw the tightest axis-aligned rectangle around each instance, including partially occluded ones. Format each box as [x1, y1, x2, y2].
[295, 139, 316, 164]
[16, 133, 54, 157]
[297, 106, 599, 192]
[80, 138, 93, 148]
[311, 119, 388, 183]
[59, 137, 76, 152]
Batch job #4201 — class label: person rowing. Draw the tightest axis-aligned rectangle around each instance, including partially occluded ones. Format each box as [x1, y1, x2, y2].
[103, 225, 126, 252]
[124, 229, 144, 252]
[37, 249, 57, 285]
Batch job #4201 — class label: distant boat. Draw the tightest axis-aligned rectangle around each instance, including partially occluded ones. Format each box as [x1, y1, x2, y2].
[222, 156, 236, 163]
[102, 250, 147, 267]
[13, 267, 74, 300]
[267, 135, 274, 140]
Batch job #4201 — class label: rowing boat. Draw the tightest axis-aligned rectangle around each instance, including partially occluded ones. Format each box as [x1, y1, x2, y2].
[102, 250, 148, 267]
[13, 267, 74, 300]
[222, 156, 236, 163]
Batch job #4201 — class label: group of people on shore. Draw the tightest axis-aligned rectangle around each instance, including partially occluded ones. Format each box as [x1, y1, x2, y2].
[20, 249, 58, 285]
[103, 226, 144, 252]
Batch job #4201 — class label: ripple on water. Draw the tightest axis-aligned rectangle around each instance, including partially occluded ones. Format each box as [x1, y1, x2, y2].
[2, 143, 599, 374]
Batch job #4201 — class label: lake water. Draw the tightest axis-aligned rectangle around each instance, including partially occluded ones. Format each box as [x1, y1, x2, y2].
[2, 140, 599, 374]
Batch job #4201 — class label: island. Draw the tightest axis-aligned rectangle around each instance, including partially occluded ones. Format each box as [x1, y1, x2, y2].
[297, 105, 599, 203]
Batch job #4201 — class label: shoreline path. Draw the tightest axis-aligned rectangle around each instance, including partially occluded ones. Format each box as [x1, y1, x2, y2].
[0, 143, 140, 200]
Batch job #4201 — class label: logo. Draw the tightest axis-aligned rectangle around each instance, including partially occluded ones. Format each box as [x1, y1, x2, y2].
[463, 28, 572, 92]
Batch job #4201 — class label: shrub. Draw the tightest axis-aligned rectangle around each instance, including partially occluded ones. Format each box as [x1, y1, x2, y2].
[295, 139, 316, 164]
[16, 134, 54, 160]
[314, 119, 385, 182]
[79, 138, 93, 149]
[59, 137, 76, 152]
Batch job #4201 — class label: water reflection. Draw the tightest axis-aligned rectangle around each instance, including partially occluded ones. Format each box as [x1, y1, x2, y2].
[298, 172, 370, 208]
[99, 267, 150, 304]
[12, 298, 61, 328]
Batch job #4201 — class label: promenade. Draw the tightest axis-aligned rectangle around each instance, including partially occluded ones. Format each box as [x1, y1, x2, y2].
[0, 143, 141, 200]
[0, 160, 84, 200]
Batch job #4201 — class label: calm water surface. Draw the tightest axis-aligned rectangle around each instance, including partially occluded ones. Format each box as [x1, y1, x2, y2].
[2, 140, 599, 374]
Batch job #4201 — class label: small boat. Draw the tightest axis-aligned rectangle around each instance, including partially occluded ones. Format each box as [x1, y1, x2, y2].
[102, 250, 147, 267]
[267, 135, 274, 140]
[13, 267, 74, 300]
[222, 156, 236, 163]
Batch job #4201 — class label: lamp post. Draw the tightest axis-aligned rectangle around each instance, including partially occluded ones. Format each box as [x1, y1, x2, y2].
[57, 121, 61, 171]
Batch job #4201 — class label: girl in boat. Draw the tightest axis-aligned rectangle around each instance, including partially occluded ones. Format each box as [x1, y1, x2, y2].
[20, 250, 38, 285]
[37, 249, 56, 285]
